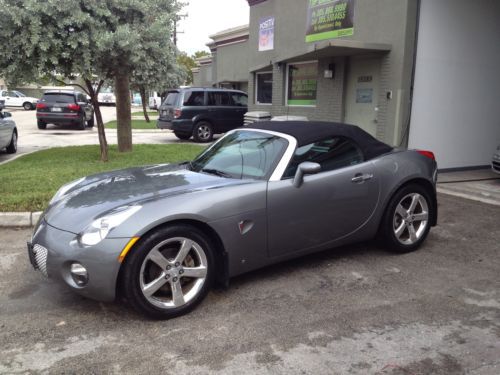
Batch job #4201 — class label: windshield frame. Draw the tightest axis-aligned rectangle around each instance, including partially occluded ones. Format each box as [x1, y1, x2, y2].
[191, 128, 297, 181]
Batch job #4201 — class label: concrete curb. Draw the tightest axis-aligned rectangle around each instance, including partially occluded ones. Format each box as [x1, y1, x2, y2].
[0, 211, 42, 227]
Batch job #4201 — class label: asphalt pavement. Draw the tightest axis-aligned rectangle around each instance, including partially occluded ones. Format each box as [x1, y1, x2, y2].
[1, 193, 499, 374]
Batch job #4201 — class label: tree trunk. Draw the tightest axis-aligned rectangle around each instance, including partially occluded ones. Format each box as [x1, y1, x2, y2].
[85, 79, 108, 162]
[139, 86, 150, 123]
[115, 72, 132, 152]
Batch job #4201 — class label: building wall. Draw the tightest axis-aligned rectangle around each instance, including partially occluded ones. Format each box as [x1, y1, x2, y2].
[216, 40, 250, 85]
[409, 0, 500, 169]
[197, 64, 214, 87]
[247, 0, 418, 145]
[0, 78, 5, 90]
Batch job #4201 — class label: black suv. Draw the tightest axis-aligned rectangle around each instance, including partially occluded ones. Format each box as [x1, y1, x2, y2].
[157, 87, 248, 142]
[36, 90, 94, 130]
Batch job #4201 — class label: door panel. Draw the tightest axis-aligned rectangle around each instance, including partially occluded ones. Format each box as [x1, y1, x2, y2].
[344, 57, 381, 137]
[267, 162, 379, 257]
[0, 116, 10, 148]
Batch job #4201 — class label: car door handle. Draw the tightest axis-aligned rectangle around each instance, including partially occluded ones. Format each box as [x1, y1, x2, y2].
[351, 173, 373, 183]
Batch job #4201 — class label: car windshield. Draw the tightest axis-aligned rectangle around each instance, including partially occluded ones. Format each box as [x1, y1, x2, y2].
[190, 130, 289, 180]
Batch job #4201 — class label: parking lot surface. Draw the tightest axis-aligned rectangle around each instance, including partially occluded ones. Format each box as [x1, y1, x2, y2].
[0, 107, 184, 165]
[0, 194, 499, 374]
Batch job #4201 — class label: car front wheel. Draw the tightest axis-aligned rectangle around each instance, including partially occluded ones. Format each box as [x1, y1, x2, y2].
[380, 184, 433, 253]
[122, 225, 215, 319]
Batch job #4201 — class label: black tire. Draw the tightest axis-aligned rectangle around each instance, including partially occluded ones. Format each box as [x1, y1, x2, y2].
[6, 131, 17, 154]
[37, 120, 47, 130]
[173, 131, 191, 140]
[77, 114, 86, 130]
[23, 102, 33, 110]
[192, 121, 214, 143]
[379, 183, 433, 253]
[121, 225, 215, 319]
[87, 115, 95, 128]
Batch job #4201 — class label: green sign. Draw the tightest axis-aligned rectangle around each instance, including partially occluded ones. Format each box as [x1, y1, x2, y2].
[287, 62, 318, 106]
[306, 0, 355, 43]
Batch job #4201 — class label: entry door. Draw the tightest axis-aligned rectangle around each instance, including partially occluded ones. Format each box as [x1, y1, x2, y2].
[344, 57, 381, 137]
[266, 162, 379, 258]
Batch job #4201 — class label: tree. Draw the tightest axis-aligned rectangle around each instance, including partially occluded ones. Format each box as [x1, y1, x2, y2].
[131, 47, 186, 122]
[0, 0, 182, 159]
[177, 50, 210, 85]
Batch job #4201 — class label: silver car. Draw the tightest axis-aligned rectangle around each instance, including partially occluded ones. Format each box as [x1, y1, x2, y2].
[28, 121, 438, 319]
[492, 145, 500, 174]
[0, 101, 18, 154]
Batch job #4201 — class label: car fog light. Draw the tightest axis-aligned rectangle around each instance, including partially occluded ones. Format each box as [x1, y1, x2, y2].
[70, 263, 89, 286]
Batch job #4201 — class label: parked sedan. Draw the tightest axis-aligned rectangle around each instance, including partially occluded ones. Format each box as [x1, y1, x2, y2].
[492, 144, 500, 174]
[0, 101, 17, 154]
[28, 121, 438, 319]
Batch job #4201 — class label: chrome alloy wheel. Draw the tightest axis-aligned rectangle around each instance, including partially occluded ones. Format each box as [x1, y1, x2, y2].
[392, 193, 429, 245]
[196, 124, 212, 141]
[139, 237, 208, 309]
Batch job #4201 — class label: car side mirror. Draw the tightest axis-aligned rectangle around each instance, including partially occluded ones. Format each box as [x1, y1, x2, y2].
[293, 162, 321, 188]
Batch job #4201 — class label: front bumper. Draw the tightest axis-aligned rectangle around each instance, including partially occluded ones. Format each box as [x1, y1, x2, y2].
[29, 219, 132, 302]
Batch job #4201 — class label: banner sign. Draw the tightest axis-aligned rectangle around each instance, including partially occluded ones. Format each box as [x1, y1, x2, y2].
[259, 16, 275, 51]
[306, 0, 355, 42]
[287, 62, 318, 106]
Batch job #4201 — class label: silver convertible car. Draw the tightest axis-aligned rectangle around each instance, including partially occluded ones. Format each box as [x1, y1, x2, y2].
[28, 121, 438, 319]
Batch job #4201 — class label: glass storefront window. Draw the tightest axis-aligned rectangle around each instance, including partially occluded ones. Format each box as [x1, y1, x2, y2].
[287, 61, 318, 106]
[256, 72, 273, 104]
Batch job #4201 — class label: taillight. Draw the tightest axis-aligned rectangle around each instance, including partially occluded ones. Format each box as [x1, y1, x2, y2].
[174, 109, 182, 118]
[36, 103, 46, 109]
[67, 104, 80, 111]
[417, 150, 435, 160]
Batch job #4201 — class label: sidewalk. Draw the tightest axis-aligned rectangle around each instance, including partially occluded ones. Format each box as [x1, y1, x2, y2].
[437, 168, 500, 206]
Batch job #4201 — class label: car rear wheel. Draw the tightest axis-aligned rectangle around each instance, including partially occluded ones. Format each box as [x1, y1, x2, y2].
[122, 225, 215, 319]
[37, 120, 47, 130]
[380, 184, 433, 253]
[6, 131, 17, 154]
[173, 131, 191, 140]
[77, 115, 86, 130]
[193, 121, 213, 143]
[23, 102, 33, 110]
[87, 115, 95, 128]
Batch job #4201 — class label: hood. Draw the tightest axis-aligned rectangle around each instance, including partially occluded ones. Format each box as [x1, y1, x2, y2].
[44, 163, 245, 233]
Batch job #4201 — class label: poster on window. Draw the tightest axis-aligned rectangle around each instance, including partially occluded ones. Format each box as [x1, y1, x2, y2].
[259, 16, 275, 51]
[287, 62, 318, 106]
[305, 0, 355, 43]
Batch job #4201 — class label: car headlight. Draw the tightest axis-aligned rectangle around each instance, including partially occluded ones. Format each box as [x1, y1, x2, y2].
[78, 205, 141, 246]
[50, 177, 85, 205]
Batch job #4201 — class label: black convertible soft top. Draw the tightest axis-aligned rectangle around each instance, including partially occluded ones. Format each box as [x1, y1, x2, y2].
[246, 121, 393, 160]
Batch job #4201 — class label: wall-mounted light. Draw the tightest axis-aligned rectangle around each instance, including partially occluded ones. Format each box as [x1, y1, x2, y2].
[324, 63, 336, 79]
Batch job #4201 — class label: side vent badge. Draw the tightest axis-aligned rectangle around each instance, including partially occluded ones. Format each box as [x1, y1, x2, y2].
[238, 220, 254, 235]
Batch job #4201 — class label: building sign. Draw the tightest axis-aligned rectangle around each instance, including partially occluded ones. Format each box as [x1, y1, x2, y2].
[287, 62, 318, 106]
[259, 16, 275, 51]
[306, 0, 355, 43]
[356, 88, 373, 103]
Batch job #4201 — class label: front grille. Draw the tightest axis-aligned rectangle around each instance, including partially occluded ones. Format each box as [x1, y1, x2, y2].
[33, 244, 48, 277]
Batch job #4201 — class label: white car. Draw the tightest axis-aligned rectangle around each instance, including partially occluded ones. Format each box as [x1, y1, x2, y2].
[148, 92, 163, 110]
[0, 90, 39, 110]
[97, 88, 116, 106]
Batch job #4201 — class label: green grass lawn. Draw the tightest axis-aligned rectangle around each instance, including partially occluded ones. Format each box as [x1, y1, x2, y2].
[0, 144, 204, 212]
[105, 119, 157, 129]
[131, 111, 158, 116]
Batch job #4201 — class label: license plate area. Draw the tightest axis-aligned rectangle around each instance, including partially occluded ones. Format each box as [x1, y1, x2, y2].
[51, 107, 62, 112]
